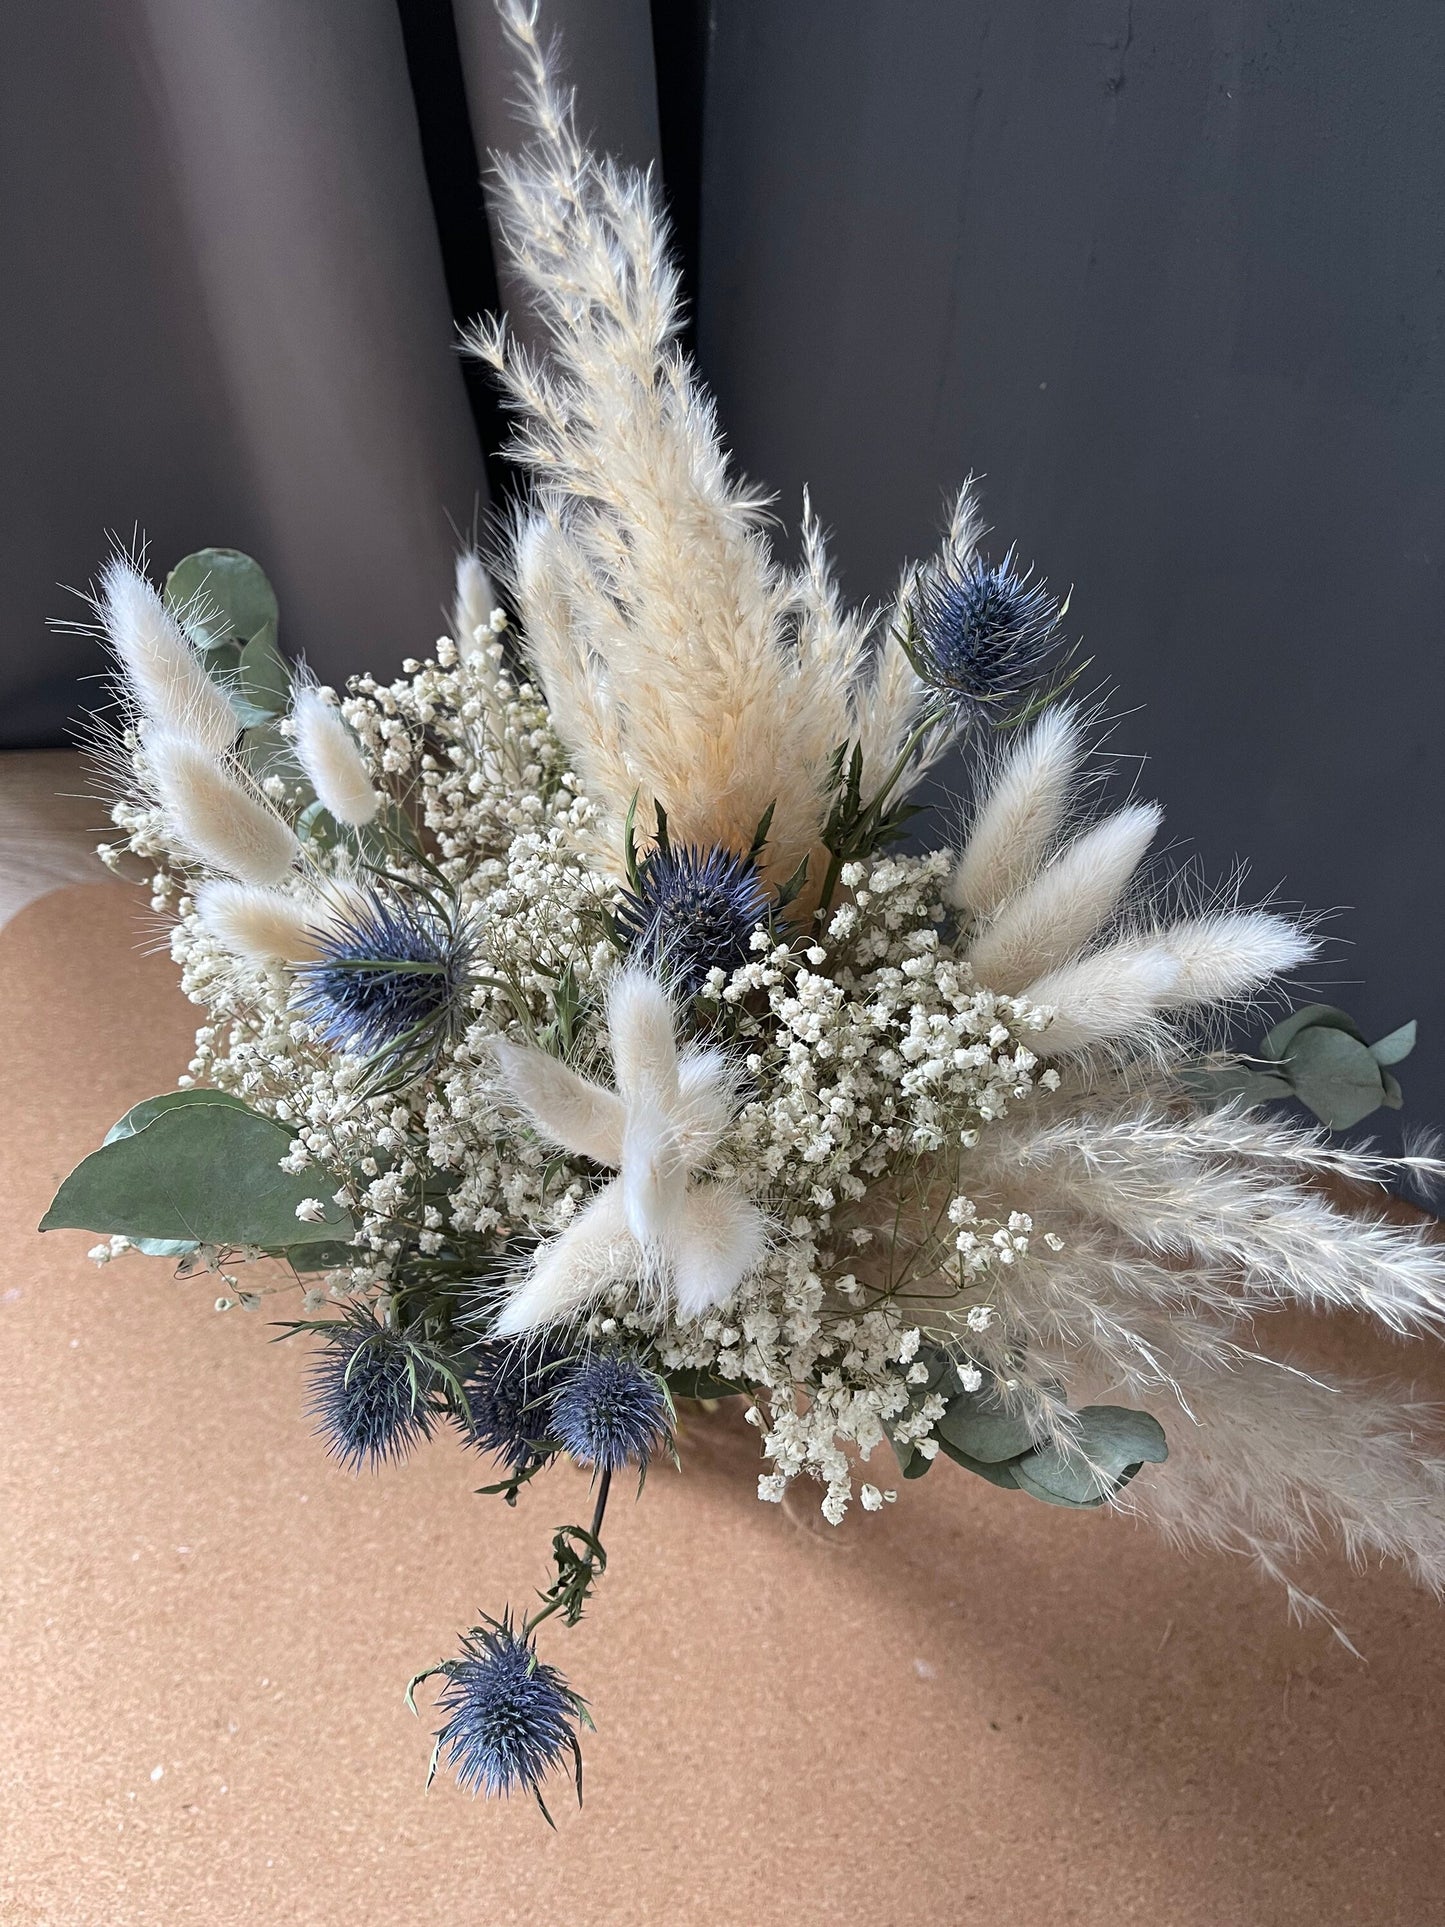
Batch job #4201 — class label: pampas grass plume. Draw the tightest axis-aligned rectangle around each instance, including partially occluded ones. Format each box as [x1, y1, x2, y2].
[101, 559, 237, 757]
[290, 688, 380, 826]
[147, 733, 301, 885]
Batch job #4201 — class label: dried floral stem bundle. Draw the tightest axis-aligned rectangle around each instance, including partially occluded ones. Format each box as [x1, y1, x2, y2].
[46, 0, 1443, 1818]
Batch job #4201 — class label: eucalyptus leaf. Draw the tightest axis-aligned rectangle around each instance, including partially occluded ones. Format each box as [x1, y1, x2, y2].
[1369, 1019, 1417, 1068]
[935, 1382, 1038, 1463]
[295, 798, 343, 852]
[934, 1436, 1021, 1488]
[42, 1101, 352, 1249]
[1181, 1062, 1294, 1109]
[103, 1086, 255, 1145]
[164, 548, 279, 648]
[285, 1239, 357, 1273]
[1284, 1025, 1388, 1129]
[237, 620, 291, 716]
[665, 1369, 747, 1402]
[240, 717, 305, 792]
[1257, 1003, 1366, 1063]
[1010, 1404, 1167, 1508]
[1381, 1070, 1404, 1109]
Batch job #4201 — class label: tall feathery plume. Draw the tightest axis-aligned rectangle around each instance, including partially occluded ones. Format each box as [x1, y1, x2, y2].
[100, 558, 239, 756]
[474, 4, 968, 892]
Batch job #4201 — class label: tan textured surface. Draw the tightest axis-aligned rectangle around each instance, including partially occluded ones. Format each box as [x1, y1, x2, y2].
[3, 883, 1444, 1927]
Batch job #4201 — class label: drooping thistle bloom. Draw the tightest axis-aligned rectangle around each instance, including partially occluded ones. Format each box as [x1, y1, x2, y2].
[549, 1352, 672, 1473]
[909, 546, 1064, 723]
[431, 1613, 589, 1813]
[292, 885, 474, 1076]
[615, 841, 771, 994]
[307, 1316, 434, 1471]
[457, 1337, 575, 1471]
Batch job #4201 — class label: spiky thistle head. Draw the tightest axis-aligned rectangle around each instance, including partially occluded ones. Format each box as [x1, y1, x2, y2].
[909, 546, 1064, 723]
[306, 1314, 435, 1472]
[457, 1336, 575, 1471]
[430, 1613, 589, 1814]
[616, 841, 771, 995]
[549, 1351, 672, 1473]
[292, 883, 474, 1081]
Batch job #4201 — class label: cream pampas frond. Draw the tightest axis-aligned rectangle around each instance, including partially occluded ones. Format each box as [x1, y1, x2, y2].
[912, 704, 1445, 1611]
[100, 559, 239, 757]
[473, 7, 966, 887]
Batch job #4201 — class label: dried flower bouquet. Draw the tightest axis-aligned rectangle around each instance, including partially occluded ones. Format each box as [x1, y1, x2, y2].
[45, 2, 1445, 1819]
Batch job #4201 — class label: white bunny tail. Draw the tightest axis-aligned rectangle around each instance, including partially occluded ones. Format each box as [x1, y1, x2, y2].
[494, 1186, 635, 1336]
[452, 551, 499, 659]
[289, 687, 380, 826]
[100, 558, 238, 756]
[967, 801, 1162, 992]
[146, 733, 301, 885]
[947, 705, 1084, 917]
[194, 880, 327, 963]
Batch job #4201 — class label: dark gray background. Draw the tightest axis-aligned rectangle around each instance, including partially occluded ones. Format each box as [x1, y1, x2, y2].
[4, 1, 1441, 1122]
[700, 2, 1445, 1127]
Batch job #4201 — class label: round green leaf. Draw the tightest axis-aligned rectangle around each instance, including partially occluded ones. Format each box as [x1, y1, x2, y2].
[665, 1369, 747, 1402]
[42, 1101, 351, 1249]
[1285, 1025, 1388, 1129]
[164, 548, 279, 648]
[1182, 1062, 1294, 1110]
[935, 1436, 1021, 1488]
[935, 1383, 1038, 1463]
[1010, 1404, 1168, 1508]
[1257, 1004, 1366, 1063]
[1369, 1019, 1417, 1068]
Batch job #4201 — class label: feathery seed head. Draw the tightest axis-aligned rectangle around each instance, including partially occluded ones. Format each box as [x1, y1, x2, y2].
[911, 547, 1063, 722]
[290, 686, 380, 826]
[307, 1316, 433, 1471]
[100, 559, 239, 756]
[549, 1352, 671, 1473]
[146, 733, 301, 884]
[433, 1614, 587, 1806]
[616, 842, 770, 994]
[293, 886, 474, 1074]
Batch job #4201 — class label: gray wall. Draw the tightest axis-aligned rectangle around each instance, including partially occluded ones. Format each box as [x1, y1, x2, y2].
[700, 1, 1445, 1127]
[0, 0, 487, 741]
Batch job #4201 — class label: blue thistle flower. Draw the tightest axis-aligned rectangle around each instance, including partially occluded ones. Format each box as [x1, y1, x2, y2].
[616, 841, 771, 994]
[458, 1337, 574, 1470]
[307, 1316, 434, 1471]
[293, 885, 473, 1078]
[432, 1614, 589, 1814]
[910, 546, 1063, 721]
[549, 1352, 672, 1473]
